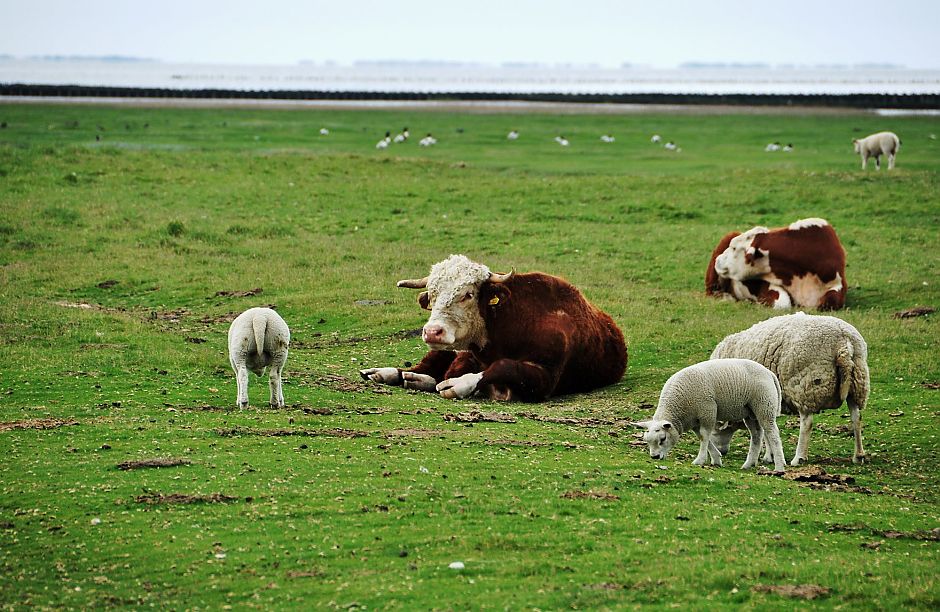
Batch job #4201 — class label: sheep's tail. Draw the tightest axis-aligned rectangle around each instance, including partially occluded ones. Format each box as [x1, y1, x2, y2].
[252, 313, 267, 359]
[835, 338, 855, 407]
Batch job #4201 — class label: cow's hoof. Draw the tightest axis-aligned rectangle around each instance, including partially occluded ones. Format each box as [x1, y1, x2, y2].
[402, 372, 438, 392]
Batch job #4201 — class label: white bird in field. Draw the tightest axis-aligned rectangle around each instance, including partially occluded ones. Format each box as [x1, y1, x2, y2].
[600, 134, 615, 143]
[376, 132, 391, 149]
[319, 128, 329, 136]
[554, 135, 569, 146]
[419, 133, 437, 146]
[664, 141, 677, 151]
[393, 127, 410, 143]
[651, 134, 662, 143]
[765, 142, 781, 152]
[507, 130, 520, 140]
[783, 143, 794, 152]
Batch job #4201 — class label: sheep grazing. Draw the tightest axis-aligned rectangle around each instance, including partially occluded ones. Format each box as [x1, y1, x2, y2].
[634, 359, 787, 471]
[650, 134, 661, 143]
[664, 141, 678, 151]
[419, 133, 437, 147]
[507, 130, 520, 140]
[319, 128, 329, 136]
[853, 131, 900, 170]
[600, 134, 615, 143]
[783, 143, 793, 152]
[710, 312, 869, 465]
[765, 142, 781, 152]
[227, 307, 290, 408]
[554, 135, 570, 146]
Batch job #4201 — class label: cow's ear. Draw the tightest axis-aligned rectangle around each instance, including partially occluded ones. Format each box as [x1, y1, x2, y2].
[486, 284, 511, 307]
[751, 249, 764, 259]
[418, 291, 431, 310]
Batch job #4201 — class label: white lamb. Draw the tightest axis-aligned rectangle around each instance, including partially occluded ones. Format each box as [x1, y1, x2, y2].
[853, 131, 900, 170]
[227, 307, 290, 408]
[710, 312, 869, 465]
[634, 359, 787, 471]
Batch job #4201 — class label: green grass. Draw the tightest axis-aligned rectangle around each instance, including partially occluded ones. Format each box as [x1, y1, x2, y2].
[0, 102, 938, 609]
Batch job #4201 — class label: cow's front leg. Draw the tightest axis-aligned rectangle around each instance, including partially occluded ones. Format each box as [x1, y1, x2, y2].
[402, 372, 438, 391]
[437, 372, 483, 399]
[359, 350, 459, 390]
[478, 358, 559, 402]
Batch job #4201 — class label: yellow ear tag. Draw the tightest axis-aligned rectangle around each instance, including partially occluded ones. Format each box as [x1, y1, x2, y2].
[488, 296, 500, 306]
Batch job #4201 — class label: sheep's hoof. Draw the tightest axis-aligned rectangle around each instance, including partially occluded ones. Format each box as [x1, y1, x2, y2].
[238, 402, 249, 409]
[790, 456, 806, 467]
[853, 454, 867, 465]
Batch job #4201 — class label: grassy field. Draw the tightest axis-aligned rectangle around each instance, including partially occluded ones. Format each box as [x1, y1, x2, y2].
[0, 101, 938, 609]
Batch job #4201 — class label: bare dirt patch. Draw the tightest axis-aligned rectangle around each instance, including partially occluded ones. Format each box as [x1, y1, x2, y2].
[560, 490, 620, 501]
[517, 412, 621, 427]
[116, 457, 192, 470]
[386, 429, 448, 438]
[443, 411, 517, 424]
[213, 288, 263, 298]
[484, 439, 547, 447]
[215, 426, 369, 438]
[893, 306, 935, 319]
[779, 466, 872, 494]
[752, 584, 831, 600]
[0, 418, 79, 432]
[134, 492, 238, 505]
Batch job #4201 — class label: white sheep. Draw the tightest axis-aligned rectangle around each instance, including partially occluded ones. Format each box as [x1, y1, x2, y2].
[634, 359, 787, 471]
[507, 130, 520, 140]
[650, 134, 661, 143]
[227, 307, 290, 408]
[710, 312, 869, 465]
[853, 131, 900, 170]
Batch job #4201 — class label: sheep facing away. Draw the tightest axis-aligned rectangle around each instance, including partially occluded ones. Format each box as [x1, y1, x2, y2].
[710, 312, 869, 465]
[853, 131, 900, 170]
[227, 307, 290, 408]
[634, 359, 787, 471]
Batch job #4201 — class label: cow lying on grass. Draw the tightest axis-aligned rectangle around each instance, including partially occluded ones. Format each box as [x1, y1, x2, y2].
[707, 218, 847, 310]
[360, 255, 628, 401]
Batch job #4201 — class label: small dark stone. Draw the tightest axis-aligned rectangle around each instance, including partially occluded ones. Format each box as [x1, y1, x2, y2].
[398, 550, 408, 557]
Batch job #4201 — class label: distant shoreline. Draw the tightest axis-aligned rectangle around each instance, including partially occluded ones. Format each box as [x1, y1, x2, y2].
[1, 84, 938, 111]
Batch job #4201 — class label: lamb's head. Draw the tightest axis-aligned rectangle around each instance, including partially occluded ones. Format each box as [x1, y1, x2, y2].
[853, 139, 862, 154]
[397, 254, 514, 351]
[713, 226, 771, 280]
[633, 420, 681, 460]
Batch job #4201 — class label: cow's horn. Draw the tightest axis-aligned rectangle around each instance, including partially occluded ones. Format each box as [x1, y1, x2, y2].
[489, 268, 515, 284]
[397, 276, 429, 289]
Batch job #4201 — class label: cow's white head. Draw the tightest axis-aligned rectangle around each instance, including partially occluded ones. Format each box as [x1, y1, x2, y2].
[713, 226, 771, 280]
[633, 420, 681, 460]
[397, 255, 514, 351]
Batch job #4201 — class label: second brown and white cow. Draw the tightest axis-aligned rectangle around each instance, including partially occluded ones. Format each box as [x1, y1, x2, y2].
[709, 218, 847, 310]
[360, 254, 628, 401]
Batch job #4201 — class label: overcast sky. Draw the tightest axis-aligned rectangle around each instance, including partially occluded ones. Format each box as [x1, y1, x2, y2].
[5, 0, 940, 69]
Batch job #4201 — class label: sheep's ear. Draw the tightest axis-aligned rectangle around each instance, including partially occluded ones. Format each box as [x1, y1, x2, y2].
[631, 420, 652, 430]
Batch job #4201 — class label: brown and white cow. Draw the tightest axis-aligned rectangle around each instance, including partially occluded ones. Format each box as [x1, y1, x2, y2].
[360, 254, 628, 401]
[708, 218, 847, 310]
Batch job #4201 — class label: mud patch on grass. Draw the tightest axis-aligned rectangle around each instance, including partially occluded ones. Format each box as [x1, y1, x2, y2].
[0, 418, 79, 432]
[116, 457, 192, 470]
[752, 584, 830, 600]
[309, 373, 392, 395]
[443, 411, 517, 423]
[893, 306, 934, 319]
[560, 490, 620, 501]
[213, 287, 263, 298]
[875, 527, 940, 541]
[215, 426, 369, 438]
[779, 466, 872, 494]
[134, 492, 238, 505]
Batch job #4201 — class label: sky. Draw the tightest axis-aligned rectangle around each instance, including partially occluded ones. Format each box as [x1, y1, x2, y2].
[4, 0, 940, 69]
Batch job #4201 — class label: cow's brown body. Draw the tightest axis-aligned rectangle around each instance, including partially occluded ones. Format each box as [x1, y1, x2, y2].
[708, 219, 847, 310]
[407, 272, 627, 401]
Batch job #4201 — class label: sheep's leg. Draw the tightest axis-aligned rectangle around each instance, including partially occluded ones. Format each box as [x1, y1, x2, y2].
[861, 154, 867, 170]
[875, 155, 881, 170]
[741, 415, 763, 469]
[762, 434, 775, 464]
[761, 420, 787, 472]
[791, 412, 813, 466]
[692, 433, 711, 466]
[235, 364, 250, 408]
[269, 365, 284, 408]
[706, 436, 723, 466]
[851, 405, 866, 464]
[888, 152, 896, 170]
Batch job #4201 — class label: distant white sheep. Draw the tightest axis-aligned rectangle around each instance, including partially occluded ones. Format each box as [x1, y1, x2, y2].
[319, 128, 329, 136]
[765, 142, 781, 152]
[419, 133, 437, 146]
[650, 134, 662, 143]
[554, 135, 570, 146]
[600, 134, 615, 143]
[376, 132, 391, 149]
[507, 130, 520, 140]
[853, 131, 900, 170]
[710, 312, 869, 465]
[634, 359, 787, 471]
[228, 307, 290, 408]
